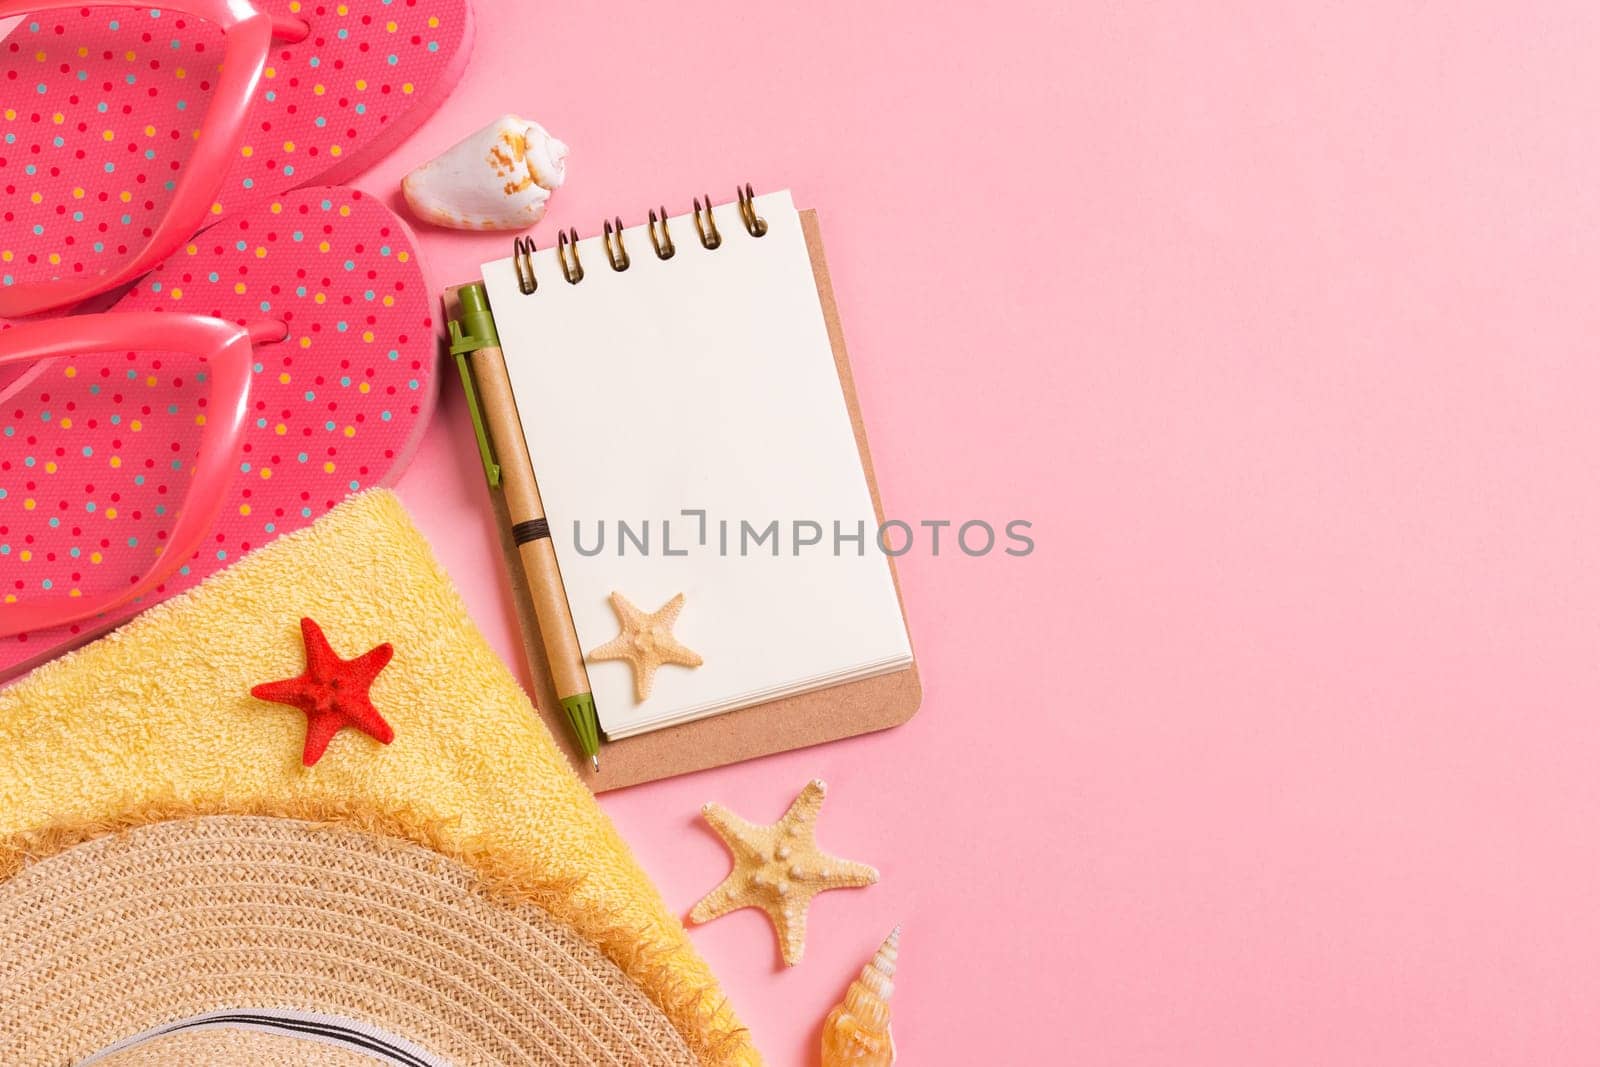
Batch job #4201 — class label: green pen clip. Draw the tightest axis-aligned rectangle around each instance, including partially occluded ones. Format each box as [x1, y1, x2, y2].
[447, 283, 502, 489]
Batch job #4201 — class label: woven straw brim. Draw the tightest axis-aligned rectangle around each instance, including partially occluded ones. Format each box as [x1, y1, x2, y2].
[94, 1025, 388, 1065]
[0, 816, 697, 1067]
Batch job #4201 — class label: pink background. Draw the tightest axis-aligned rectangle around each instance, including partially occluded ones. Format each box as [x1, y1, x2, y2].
[359, 2, 1598, 1063]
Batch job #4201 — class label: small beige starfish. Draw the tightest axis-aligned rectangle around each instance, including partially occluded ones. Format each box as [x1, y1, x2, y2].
[586, 591, 704, 701]
[689, 779, 879, 966]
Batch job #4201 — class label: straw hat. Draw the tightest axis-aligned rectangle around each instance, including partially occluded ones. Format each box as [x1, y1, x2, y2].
[0, 492, 760, 1067]
[0, 816, 694, 1065]
[2, 813, 700, 1064]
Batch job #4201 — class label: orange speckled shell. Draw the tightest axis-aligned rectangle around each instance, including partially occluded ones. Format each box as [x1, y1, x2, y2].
[820, 927, 899, 1067]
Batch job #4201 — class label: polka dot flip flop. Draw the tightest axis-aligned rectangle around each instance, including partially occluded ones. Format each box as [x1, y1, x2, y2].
[0, 186, 437, 678]
[0, 0, 471, 316]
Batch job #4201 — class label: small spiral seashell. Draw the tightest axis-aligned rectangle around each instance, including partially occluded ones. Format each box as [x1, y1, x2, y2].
[820, 927, 900, 1066]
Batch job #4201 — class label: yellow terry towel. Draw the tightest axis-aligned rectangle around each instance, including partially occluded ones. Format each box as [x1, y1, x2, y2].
[0, 490, 759, 1066]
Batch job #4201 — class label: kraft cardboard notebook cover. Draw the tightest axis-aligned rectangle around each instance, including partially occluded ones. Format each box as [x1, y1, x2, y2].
[447, 207, 921, 791]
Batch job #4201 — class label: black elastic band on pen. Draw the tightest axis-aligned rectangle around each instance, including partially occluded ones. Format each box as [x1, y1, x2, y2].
[512, 518, 551, 545]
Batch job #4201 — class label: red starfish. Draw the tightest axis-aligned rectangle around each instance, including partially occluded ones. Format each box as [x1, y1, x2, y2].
[251, 617, 396, 766]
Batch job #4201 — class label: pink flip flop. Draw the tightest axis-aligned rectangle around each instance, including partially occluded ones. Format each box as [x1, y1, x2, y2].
[0, 185, 437, 679]
[0, 0, 471, 316]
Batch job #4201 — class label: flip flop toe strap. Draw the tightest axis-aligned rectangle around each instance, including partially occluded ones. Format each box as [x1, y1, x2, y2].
[0, 0, 301, 317]
[0, 311, 280, 634]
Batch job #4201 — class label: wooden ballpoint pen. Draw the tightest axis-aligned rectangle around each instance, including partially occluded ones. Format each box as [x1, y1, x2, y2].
[447, 282, 602, 771]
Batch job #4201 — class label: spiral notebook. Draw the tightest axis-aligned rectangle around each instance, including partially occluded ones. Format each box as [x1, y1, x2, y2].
[448, 189, 920, 789]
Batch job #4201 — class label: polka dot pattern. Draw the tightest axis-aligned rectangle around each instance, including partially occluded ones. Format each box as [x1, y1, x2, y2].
[0, 187, 437, 676]
[0, 0, 470, 295]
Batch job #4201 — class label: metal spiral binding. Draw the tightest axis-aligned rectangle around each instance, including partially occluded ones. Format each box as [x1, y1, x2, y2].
[602, 217, 630, 272]
[512, 236, 537, 294]
[692, 194, 722, 250]
[555, 228, 584, 284]
[736, 183, 768, 237]
[648, 207, 675, 260]
[509, 185, 769, 293]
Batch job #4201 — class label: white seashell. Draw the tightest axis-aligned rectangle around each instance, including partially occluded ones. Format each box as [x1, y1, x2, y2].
[402, 114, 569, 231]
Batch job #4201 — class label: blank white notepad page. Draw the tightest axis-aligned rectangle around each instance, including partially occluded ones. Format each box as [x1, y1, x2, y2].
[481, 191, 911, 737]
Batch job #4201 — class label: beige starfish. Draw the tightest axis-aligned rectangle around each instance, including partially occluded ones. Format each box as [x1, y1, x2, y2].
[586, 591, 703, 702]
[689, 779, 879, 966]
